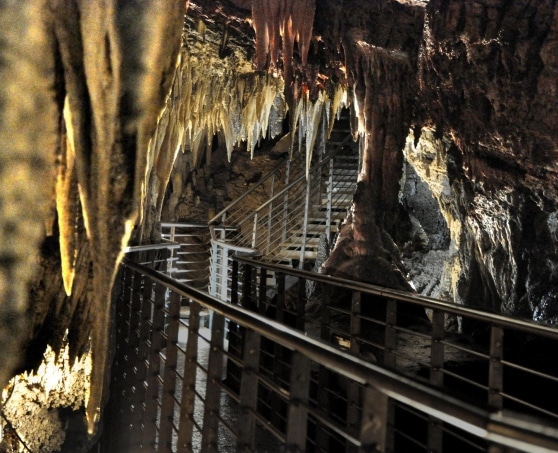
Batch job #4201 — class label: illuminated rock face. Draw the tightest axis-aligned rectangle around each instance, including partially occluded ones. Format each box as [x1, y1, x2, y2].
[415, 0, 558, 322]
[318, 0, 558, 325]
[0, 0, 186, 439]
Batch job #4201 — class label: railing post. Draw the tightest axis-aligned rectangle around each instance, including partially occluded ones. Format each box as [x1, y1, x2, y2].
[315, 282, 332, 450]
[136, 272, 155, 451]
[219, 245, 228, 302]
[258, 267, 268, 314]
[201, 312, 226, 453]
[236, 329, 262, 451]
[209, 241, 218, 298]
[428, 309, 445, 453]
[384, 299, 397, 369]
[488, 325, 504, 410]
[267, 175, 275, 254]
[299, 171, 311, 269]
[282, 160, 291, 243]
[325, 156, 334, 243]
[225, 259, 242, 391]
[242, 262, 253, 309]
[143, 282, 167, 450]
[348, 291, 362, 438]
[158, 291, 181, 453]
[251, 213, 258, 249]
[177, 300, 201, 451]
[285, 352, 311, 452]
[167, 225, 176, 276]
[269, 272, 286, 430]
[359, 385, 389, 453]
[110, 265, 136, 451]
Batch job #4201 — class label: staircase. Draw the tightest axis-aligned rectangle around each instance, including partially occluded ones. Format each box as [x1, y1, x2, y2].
[210, 110, 359, 268]
[274, 150, 358, 262]
[161, 111, 359, 300]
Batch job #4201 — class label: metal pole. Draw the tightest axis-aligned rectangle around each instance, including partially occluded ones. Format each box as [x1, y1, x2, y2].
[176, 300, 201, 451]
[299, 172, 311, 269]
[201, 312, 225, 453]
[252, 213, 258, 249]
[428, 309, 445, 453]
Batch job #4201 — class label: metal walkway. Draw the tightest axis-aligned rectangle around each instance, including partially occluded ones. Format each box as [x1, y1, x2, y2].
[99, 245, 558, 452]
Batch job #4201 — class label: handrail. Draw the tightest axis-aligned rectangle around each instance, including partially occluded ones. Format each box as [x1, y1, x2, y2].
[123, 240, 181, 253]
[208, 158, 289, 225]
[121, 256, 558, 453]
[160, 221, 208, 229]
[209, 225, 262, 256]
[235, 255, 558, 340]
[236, 140, 354, 227]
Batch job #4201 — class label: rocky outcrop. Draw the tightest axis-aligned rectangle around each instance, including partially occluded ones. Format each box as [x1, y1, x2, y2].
[0, 0, 186, 440]
[413, 0, 558, 322]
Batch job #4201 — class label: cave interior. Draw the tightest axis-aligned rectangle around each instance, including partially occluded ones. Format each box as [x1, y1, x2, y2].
[1, 0, 558, 451]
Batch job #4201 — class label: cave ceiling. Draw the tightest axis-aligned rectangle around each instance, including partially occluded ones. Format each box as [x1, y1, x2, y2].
[1, 0, 558, 440]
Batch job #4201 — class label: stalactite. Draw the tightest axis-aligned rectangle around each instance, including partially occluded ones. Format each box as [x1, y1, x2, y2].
[251, 0, 315, 76]
[140, 36, 287, 239]
[56, 100, 79, 296]
[47, 0, 186, 435]
[140, 7, 352, 236]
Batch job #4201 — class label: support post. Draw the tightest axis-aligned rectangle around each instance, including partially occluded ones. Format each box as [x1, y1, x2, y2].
[428, 309, 445, 453]
[177, 300, 201, 451]
[201, 313, 226, 453]
[236, 329, 262, 451]
[488, 326, 504, 410]
[285, 352, 311, 452]
[358, 385, 389, 453]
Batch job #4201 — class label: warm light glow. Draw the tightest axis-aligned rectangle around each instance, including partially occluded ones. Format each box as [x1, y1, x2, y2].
[1, 335, 92, 451]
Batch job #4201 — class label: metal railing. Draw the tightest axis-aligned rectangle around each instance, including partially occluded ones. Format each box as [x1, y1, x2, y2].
[124, 241, 182, 276]
[231, 256, 558, 452]
[161, 222, 211, 289]
[228, 135, 356, 266]
[208, 225, 260, 301]
[100, 253, 558, 452]
[208, 158, 293, 227]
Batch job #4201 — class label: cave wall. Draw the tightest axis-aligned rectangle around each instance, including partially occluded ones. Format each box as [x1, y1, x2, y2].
[415, 0, 558, 322]
[315, 0, 558, 323]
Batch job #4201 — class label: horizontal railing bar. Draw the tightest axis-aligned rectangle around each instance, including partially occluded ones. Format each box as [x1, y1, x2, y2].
[439, 340, 490, 361]
[391, 428, 428, 450]
[441, 425, 486, 451]
[248, 407, 287, 443]
[236, 152, 342, 226]
[160, 222, 209, 229]
[124, 241, 181, 252]
[306, 405, 361, 446]
[502, 360, 558, 384]
[440, 369, 488, 392]
[500, 393, 558, 420]
[355, 337, 386, 353]
[123, 257, 558, 452]
[235, 256, 558, 341]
